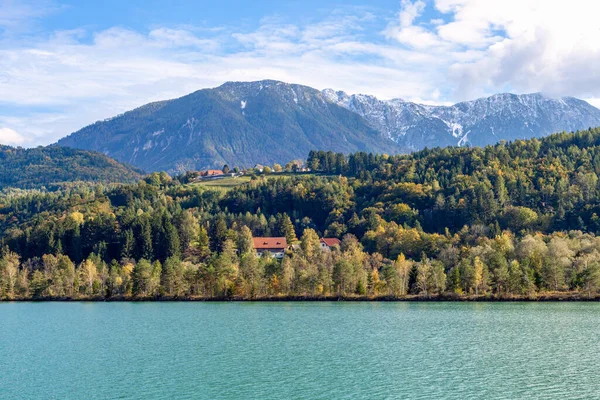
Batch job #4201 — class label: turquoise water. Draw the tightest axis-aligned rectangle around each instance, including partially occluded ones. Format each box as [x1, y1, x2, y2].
[1, 302, 600, 399]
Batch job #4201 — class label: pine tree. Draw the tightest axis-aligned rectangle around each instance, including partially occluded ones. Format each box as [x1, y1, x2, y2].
[161, 257, 177, 296]
[408, 264, 419, 294]
[238, 226, 254, 255]
[447, 266, 462, 294]
[197, 226, 210, 258]
[300, 228, 320, 260]
[210, 218, 228, 253]
[495, 173, 508, 208]
[279, 214, 297, 243]
[132, 259, 152, 297]
[122, 229, 135, 259]
[164, 223, 181, 260]
[71, 224, 83, 264]
[141, 221, 153, 261]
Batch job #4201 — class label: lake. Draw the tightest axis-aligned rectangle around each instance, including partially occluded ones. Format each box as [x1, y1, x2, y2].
[1, 302, 599, 399]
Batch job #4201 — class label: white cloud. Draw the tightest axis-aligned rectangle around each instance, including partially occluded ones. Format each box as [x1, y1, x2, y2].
[0, 0, 60, 34]
[585, 98, 600, 109]
[2, 0, 600, 147]
[384, 0, 446, 49]
[399, 0, 425, 28]
[434, 0, 600, 98]
[0, 127, 29, 146]
[381, 0, 600, 101]
[0, 8, 454, 147]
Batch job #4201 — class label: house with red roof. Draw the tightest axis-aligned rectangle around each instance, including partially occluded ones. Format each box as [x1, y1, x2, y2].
[253, 237, 288, 259]
[320, 238, 341, 251]
[200, 169, 224, 177]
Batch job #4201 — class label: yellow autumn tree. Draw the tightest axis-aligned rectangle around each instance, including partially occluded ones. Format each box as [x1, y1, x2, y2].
[473, 256, 484, 295]
[393, 253, 412, 296]
[69, 211, 85, 225]
[370, 268, 381, 296]
[80, 259, 98, 296]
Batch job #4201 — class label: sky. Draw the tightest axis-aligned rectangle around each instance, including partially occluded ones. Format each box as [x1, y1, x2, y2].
[2, 0, 600, 147]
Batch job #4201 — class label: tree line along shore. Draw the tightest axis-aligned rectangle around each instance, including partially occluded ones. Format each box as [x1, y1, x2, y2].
[4, 128, 600, 300]
[2, 228, 600, 301]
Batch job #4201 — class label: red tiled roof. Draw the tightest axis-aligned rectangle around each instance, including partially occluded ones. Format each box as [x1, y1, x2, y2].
[201, 170, 224, 176]
[253, 237, 288, 250]
[320, 238, 341, 247]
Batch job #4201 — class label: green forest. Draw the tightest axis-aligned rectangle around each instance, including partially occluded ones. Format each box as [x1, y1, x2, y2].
[4, 128, 600, 300]
[0, 145, 143, 189]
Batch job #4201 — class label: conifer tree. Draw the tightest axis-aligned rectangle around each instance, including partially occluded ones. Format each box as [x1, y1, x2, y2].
[280, 214, 297, 243]
[122, 229, 135, 260]
[132, 259, 152, 297]
[238, 226, 254, 255]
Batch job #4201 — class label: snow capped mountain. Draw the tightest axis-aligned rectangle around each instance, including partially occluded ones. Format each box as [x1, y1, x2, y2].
[323, 89, 600, 150]
[56, 80, 600, 173]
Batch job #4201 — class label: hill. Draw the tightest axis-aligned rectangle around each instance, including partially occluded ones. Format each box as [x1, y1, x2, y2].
[0, 145, 143, 189]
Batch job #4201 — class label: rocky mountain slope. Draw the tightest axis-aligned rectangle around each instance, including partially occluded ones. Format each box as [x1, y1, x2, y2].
[57, 80, 600, 173]
[323, 90, 600, 150]
[58, 81, 402, 173]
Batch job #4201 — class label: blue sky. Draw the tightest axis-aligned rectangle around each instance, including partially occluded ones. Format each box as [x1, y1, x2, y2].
[37, 1, 439, 33]
[1, 0, 600, 146]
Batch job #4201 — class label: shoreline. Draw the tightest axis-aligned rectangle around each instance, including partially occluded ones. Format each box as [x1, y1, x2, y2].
[4, 293, 600, 302]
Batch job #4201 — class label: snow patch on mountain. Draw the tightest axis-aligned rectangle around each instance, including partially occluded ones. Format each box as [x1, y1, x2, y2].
[322, 89, 600, 148]
[458, 131, 470, 146]
[56, 79, 600, 173]
[447, 122, 463, 138]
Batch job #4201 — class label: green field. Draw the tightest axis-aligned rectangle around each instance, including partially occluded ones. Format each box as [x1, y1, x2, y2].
[194, 176, 252, 190]
[190, 172, 318, 191]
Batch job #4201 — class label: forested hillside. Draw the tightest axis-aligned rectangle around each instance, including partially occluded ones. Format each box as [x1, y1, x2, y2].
[0, 146, 143, 189]
[4, 128, 600, 300]
[58, 80, 401, 173]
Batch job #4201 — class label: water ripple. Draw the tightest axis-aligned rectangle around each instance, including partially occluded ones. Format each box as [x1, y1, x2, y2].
[1, 302, 600, 399]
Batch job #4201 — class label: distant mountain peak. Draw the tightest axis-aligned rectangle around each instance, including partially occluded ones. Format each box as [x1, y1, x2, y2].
[323, 89, 600, 149]
[57, 80, 400, 174]
[56, 80, 600, 173]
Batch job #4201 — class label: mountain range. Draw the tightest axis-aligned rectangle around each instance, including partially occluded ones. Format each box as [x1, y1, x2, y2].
[57, 81, 399, 173]
[57, 80, 600, 173]
[324, 90, 600, 150]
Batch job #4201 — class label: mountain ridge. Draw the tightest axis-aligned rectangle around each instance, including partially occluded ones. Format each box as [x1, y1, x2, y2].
[323, 89, 600, 149]
[58, 80, 402, 173]
[57, 80, 600, 173]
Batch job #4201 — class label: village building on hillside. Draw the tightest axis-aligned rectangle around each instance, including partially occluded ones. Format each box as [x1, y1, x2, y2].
[200, 169, 224, 177]
[320, 238, 341, 251]
[196, 169, 240, 181]
[253, 237, 288, 259]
